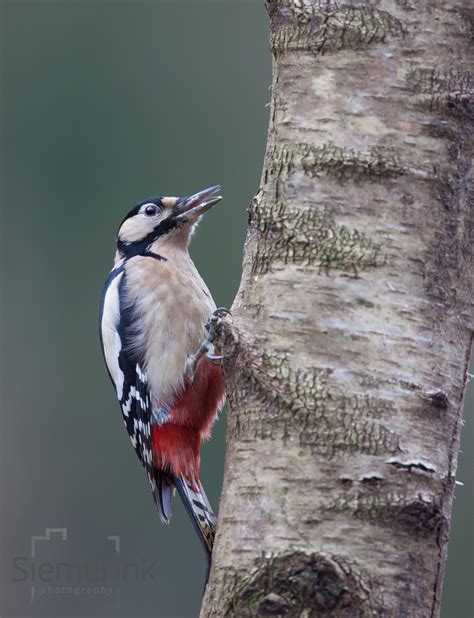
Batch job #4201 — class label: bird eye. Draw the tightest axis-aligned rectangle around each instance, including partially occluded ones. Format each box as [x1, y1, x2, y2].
[144, 204, 158, 216]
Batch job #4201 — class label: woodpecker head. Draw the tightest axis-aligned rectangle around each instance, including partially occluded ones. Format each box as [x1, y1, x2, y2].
[116, 185, 222, 258]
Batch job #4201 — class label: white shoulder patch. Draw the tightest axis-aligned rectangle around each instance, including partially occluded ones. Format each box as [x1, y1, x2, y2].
[101, 271, 125, 399]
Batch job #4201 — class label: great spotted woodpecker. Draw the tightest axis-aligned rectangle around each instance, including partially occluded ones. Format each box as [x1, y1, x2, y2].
[99, 186, 226, 565]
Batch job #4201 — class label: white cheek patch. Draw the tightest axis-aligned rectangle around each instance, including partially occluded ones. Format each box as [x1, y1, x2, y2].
[119, 216, 154, 243]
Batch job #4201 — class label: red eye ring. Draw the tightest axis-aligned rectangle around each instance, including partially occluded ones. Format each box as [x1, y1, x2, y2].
[144, 204, 157, 216]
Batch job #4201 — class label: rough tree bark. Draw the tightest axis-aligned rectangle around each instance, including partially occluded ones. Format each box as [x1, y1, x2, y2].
[201, 1, 472, 616]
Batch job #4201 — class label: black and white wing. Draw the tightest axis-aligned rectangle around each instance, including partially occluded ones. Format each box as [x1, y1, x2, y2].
[99, 266, 158, 508]
[119, 360, 156, 492]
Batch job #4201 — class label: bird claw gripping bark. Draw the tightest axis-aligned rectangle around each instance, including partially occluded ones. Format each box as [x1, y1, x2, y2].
[186, 308, 231, 383]
[205, 308, 231, 362]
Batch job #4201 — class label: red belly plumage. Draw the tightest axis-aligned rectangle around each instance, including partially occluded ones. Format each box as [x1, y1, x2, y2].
[152, 358, 225, 486]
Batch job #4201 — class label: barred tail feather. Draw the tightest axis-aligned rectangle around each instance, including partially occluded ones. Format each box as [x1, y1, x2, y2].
[172, 475, 217, 563]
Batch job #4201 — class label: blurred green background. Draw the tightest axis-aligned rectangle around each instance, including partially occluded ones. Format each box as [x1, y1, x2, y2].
[0, 2, 471, 617]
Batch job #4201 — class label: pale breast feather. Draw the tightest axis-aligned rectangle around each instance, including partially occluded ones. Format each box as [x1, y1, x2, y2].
[123, 254, 216, 407]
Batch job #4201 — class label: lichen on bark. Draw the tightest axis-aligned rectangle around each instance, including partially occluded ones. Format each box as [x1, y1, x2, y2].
[249, 196, 384, 276]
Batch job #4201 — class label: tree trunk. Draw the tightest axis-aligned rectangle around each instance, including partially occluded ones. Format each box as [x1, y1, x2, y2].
[201, 1, 472, 616]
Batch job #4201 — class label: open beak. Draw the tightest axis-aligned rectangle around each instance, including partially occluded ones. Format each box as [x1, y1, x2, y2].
[173, 185, 223, 222]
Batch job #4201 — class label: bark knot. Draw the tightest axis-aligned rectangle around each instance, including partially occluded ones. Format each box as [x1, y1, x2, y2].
[227, 551, 371, 617]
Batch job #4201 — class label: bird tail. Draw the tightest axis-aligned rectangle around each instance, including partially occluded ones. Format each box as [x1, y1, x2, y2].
[174, 475, 216, 563]
[153, 471, 216, 570]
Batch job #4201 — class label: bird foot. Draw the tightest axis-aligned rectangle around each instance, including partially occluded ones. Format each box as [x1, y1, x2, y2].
[186, 308, 231, 383]
[205, 307, 231, 360]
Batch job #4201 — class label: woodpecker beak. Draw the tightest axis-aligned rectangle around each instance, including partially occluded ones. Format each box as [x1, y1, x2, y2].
[173, 185, 222, 222]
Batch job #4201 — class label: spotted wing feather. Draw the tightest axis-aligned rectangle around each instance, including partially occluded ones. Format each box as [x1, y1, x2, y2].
[119, 361, 156, 495]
